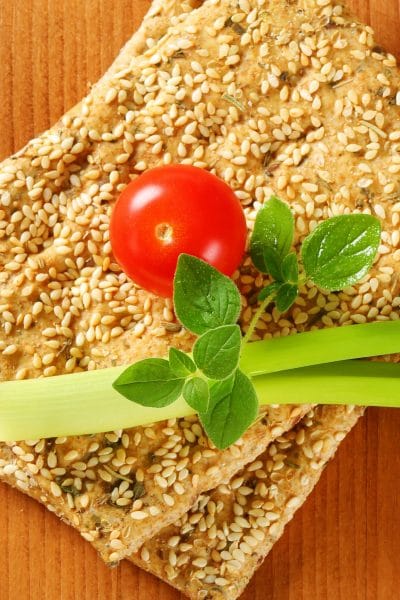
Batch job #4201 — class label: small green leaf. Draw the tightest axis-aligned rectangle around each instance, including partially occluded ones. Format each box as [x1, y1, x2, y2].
[183, 377, 210, 413]
[250, 196, 294, 279]
[262, 247, 284, 281]
[275, 283, 298, 313]
[258, 281, 281, 302]
[173, 254, 241, 335]
[281, 252, 299, 284]
[193, 324, 241, 380]
[113, 358, 184, 407]
[199, 370, 258, 449]
[301, 214, 381, 290]
[169, 348, 196, 377]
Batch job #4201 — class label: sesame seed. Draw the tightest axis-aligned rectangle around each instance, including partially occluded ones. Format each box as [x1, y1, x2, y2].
[163, 493, 175, 507]
[130, 511, 148, 521]
[140, 547, 150, 562]
[105, 88, 118, 104]
[192, 557, 208, 568]
[346, 144, 362, 153]
[50, 482, 62, 498]
[2, 344, 17, 356]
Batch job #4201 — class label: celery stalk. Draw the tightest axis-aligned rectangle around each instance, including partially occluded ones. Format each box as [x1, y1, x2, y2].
[252, 360, 400, 408]
[0, 366, 193, 441]
[0, 360, 399, 441]
[240, 320, 400, 377]
[0, 321, 399, 441]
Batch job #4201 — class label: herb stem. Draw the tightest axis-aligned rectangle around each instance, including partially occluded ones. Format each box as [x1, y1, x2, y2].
[297, 276, 307, 286]
[242, 295, 274, 345]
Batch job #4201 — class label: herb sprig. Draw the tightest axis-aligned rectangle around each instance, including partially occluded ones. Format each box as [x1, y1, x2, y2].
[113, 254, 251, 445]
[244, 196, 381, 341]
[113, 196, 381, 450]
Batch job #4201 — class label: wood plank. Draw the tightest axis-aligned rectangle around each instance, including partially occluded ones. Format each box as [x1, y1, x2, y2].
[0, 1, 399, 598]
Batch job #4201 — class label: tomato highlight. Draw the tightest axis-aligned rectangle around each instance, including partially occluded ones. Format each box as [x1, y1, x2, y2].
[110, 165, 247, 297]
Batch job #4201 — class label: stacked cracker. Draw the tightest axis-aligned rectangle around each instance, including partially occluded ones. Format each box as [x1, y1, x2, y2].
[0, 0, 399, 597]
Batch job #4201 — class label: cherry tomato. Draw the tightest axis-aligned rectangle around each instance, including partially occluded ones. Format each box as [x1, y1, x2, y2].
[110, 165, 247, 297]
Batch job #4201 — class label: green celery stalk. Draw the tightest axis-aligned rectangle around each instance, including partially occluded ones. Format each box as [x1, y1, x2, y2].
[240, 320, 400, 377]
[252, 360, 400, 408]
[0, 366, 194, 441]
[0, 321, 399, 441]
[0, 360, 399, 441]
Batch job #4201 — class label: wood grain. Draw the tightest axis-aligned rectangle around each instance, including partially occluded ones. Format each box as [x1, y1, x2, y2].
[0, 1, 399, 598]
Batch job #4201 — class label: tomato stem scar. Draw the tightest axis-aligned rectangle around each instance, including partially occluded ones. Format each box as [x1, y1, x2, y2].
[155, 222, 174, 243]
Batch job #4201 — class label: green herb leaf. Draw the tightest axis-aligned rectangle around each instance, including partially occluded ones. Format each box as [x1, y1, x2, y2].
[183, 377, 210, 413]
[193, 324, 241, 380]
[223, 94, 245, 112]
[250, 196, 294, 279]
[275, 283, 298, 313]
[113, 358, 184, 407]
[132, 481, 146, 501]
[173, 254, 241, 335]
[258, 281, 281, 302]
[169, 348, 196, 377]
[301, 214, 381, 290]
[199, 370, 258, 449]
[281, 252, 299, 284]
[261, 248, 284, 281]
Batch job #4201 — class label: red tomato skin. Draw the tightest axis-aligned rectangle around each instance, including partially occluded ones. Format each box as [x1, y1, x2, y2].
[110, 165, 247, 297]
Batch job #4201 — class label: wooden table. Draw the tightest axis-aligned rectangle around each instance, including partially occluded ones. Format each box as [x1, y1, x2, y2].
[0, 1, 399, 598]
